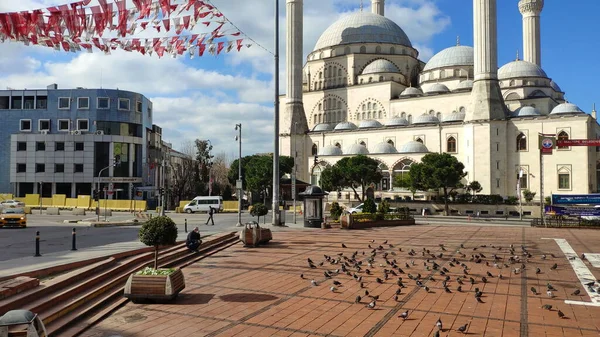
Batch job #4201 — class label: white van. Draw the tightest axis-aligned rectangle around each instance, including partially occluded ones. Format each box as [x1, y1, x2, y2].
[183, 196, 224, 214]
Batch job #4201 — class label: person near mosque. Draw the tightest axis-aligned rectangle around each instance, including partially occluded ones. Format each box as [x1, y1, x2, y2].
[186, 227, 202, 251]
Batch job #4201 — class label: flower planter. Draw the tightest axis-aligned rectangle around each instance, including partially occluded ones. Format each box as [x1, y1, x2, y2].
[124, 268, 185, 303]
[239, 223, 272, 247]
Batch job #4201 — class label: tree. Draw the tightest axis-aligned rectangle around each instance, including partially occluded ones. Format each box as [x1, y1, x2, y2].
[522, 189, 536, 204]
[319, 155, 382, 201]
[228, 154, 293, 205]
[467, 181, 483, 196]
[194, 139, 213, 195]
[362, 198, 377, 213]
[250, 203, 268, 223]
[392, 170, 421, 200]
[138, 216, 178, 270]
[410, 153, 467, 216]
[170, 141, 198, 207]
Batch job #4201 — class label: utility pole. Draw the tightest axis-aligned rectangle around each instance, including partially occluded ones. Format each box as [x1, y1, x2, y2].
[518, 168, 523, 221]
[272, 0, 281, 226]
[235, 124, 243, 227]
[161, 159, 166, 216]
[293, 122, 297, 224]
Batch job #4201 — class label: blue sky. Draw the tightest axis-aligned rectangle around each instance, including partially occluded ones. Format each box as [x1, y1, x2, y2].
[1, 0, 598, 160]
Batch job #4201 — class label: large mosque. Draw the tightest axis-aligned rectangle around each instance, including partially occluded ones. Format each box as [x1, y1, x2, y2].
[279, 0, 600, 202]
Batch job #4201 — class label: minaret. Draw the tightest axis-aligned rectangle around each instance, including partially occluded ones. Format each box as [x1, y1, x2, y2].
[372, 0, 384, 16]
[468, 0, 507, 121]
[285, 0, 307, 134]
[518, 0, 543, 66]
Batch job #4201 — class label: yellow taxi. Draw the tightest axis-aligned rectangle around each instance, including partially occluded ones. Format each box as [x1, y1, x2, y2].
[0, 208, 27, 228]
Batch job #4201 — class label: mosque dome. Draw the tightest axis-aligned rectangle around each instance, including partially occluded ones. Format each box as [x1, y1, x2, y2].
[358, 120, 383, 128]
[440, 112, 466, 123]
[344, 143, 369, 155]
[318, 145, 343, 156]
[413, 114, 440, 125]
[400, 87, 423, 97]
[372, 142, 398, 154]
[498, 60, 547, 79]
[423, 83, 450, 94]
[550, 80, 562, 93]
[312, 123, 335, 132]
[333, 121, 358, 130]
[453, 80, 474, 91]
[385, 117, 409, 126]
[362, 59, 400, 75]
[550, 102, 585, 115]
[423, 45, 474, 71]
[313, 12, 412, 51]
[399, 141, 429, 153]
[511, 106, 541, 117]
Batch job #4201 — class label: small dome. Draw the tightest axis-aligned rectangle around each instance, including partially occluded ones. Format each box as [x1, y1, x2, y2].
[453, 80, 474, 91]
[550, 80, 562, 92]
[400, 87, 423, 97]
[498, 60, 547, 80]
[550, 102, 585, 115]
[358, 119, 383, 128]
[333, 121, 358, 131]
[318, 144, 343, 156]
[511, 106, 541, 117]
[423, 83, 450, 94]
[399, 141, 429, 153]
[313, 12, 412, 51]
[362, 59, 400, 75]
[344, 143, 369, 155]
[423, 45, 474, 71]
[440, 112, 466, 123]
[385, 117, 409, 126]
[412, 114, 440, 125]
[372, 142, 398, 154]
[312, 123, 335, 132]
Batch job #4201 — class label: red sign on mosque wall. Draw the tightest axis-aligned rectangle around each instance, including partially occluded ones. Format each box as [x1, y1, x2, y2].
[556, 139, 600, 147]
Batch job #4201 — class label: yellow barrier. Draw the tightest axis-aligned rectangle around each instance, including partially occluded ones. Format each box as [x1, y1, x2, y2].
[25, 194, 40, 208]
[223, 201, 239, 212]
[0, 194, 13, 201]
[78, 195, 91, 209]
[51, 194, 66, 208]
[41, 198, 53, 207]
[179, 200, 191, 209]
[65, 198, 78, 208]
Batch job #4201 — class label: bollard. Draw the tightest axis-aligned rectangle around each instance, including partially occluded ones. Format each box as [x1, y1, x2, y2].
[34, 231, 41, 257]
[71, 228, 77, 251]
[185, 219, 188, 233]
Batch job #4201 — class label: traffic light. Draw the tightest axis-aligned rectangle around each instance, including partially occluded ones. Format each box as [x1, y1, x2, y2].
[159, 187, 164, 195]
[93, 189, 99, 201]
[313, 155, 319, 165]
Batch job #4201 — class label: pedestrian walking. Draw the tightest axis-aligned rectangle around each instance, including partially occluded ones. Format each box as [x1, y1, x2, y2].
[206, 206, 215, 226]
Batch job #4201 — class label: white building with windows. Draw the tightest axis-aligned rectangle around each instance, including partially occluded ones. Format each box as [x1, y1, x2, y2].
[279, 0, 600, 201]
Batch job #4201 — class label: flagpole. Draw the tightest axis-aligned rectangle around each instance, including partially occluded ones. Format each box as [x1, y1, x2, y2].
[272, 0, 281, 226]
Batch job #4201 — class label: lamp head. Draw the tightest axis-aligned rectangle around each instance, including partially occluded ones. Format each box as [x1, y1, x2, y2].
[235, 136, 239, 141]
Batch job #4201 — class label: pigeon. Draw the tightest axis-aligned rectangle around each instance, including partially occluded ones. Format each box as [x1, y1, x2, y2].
[486, 271, 493, 277]
[355, 295, 361, 303]
[550, 263, 558, 270]
[541, 304, 553, 310]
[457, 323, 468, 333]
[546, 290, 554, 298]
[300, 274, 304, 279]
[393, 295, 399, 301]
[333, 280, 342, 286]
[309, 262, 316, 269]
[436, 318, 443, 330]
[424, 286, 430, 293]
[365, 290, 370, 296]
[571, 289, 581, 296]
[307, 258, 314, 264]
[433, 331, 440, 337]
[557, 309, 565, 318]
[536, 267, 541, 274]
[395, 288, 402, 295]
[476, 296, 484, 303]
[311, 280, 318, 286]
[444, 286, 452, 293]
[482, 277, 488, 284]
[366, 301, 376, 309]
[547, 283, 557, 291]
[370, 294, 380, 301]
[324, 271, 332, 279]
[398, 310, 409, 320]
[376, 277, 384, 284]
[330, 286, 337, 292]
[531, 287, 537, 295]
[457, 285, 463, 292]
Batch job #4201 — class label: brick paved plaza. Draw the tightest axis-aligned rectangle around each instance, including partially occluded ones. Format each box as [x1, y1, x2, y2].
[81, 225, 600, 337]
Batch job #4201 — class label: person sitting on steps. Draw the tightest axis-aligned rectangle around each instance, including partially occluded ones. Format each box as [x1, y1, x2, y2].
[206, 206, 215, 226]
[186, 227, 202, 251]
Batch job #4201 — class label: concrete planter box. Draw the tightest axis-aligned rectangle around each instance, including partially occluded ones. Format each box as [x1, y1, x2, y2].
[124, 268, 185, 303]
[340, 214, 415, 229]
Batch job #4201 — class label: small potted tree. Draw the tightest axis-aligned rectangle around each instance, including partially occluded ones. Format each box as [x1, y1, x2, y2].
[124, 216, 185, 303]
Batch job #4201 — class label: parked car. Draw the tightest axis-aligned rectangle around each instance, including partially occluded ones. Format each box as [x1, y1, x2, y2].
[0, 208, 27, 228]
[348, 203, 396, 214]
[0, 200, 25, 208]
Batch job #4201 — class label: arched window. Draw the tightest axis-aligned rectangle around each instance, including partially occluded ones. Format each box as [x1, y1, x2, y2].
[428, 110, 434, 115]
[415, 137, 423, 144]
[360, 79, 364, 84]
[318, 103, 322, 110]
[362, 104, 366, 111]
[375, 46, 381, 53]
[436, 112, 442, 120]
[344, 46, 351, 54]
[379, 76, 384, 82]
[390, 47, 395, 54]
[359, 141, 366, 146]
[360, 46, 366, 53]
[313, 114, 317, 124]
[459, 106, 466, 113]
[408, 115, 412, 124]
[362, 112, 366, 119]
[311, 144, 318, 156]
[516, 133, 527, 151]
[447, 136, 457, 153]
[517, 168, 528, 189]
[335, 142, 341, 148]
[338, 69, 342, 76]
[557, 131, 569, 149]
[367, 111, 372, 119]
[368, 77, 373, 83]
[393, 159, 414, 184]
[378, 111, 382, 119]
[319, 72, 322, 79]
[401, 112, 406, 118]
[387, 139, 394, 147]
[509, 80, 515, 87]
[558, 166, 571, 190]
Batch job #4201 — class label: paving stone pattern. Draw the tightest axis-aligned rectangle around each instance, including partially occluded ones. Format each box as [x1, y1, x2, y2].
[80, 225, 600, 337]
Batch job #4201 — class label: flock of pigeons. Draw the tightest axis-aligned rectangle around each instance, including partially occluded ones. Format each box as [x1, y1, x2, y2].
[300, 239, 597, 336]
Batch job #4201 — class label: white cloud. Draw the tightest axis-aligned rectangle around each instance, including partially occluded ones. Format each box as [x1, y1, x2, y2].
[0, 0, 451, 156]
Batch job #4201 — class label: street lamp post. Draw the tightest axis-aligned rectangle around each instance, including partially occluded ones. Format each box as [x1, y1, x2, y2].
[205, 139, 213, 196]
[235, 124, 243, 227]
[293, 122, 297, 224]
[272, 0, 281, 226]
[96, 157, 120, 222]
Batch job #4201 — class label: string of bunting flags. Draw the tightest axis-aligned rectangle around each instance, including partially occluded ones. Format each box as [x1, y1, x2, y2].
[0, 0, 254, 58]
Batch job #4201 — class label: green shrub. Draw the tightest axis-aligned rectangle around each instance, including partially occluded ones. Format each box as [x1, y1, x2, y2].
[362, 198, 377, 214]
[139, 216, 178, 269]
[330, 202, 343, 219]
[505, 196, 518, 205]
[545, 196, 551, 205]
[377, 200, 390, 214]
[250, 203, 268, 222]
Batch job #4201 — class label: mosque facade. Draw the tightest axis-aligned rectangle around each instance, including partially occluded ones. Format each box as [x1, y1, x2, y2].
[279, 0, 600, 201]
